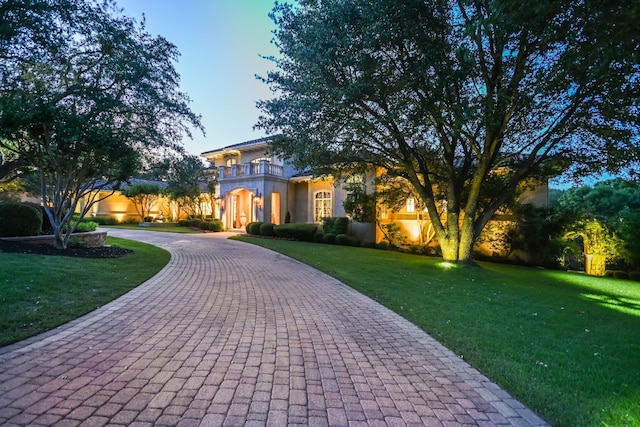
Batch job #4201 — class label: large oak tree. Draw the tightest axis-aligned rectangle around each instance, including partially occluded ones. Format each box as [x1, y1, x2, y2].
[0, 0, 202, 248]
[257, 0, 640, 264]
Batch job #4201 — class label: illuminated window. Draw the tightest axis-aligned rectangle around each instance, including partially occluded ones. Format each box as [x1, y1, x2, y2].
[406, 197, 415, 213]
[225, 158, 237, 167]
[315, 191, 332, 222]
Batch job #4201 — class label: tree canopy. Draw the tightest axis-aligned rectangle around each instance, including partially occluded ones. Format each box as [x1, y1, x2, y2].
[257, 0, 640, 264]
[0, 0, 203, 248]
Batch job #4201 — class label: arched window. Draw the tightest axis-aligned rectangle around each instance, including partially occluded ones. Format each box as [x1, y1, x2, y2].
[314, 191, 332, 222]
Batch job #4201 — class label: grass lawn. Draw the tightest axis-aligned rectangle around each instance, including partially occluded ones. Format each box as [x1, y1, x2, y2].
[234, 236, 640, 427]
[103, 224, 203, 233]
[0, 236, 170, 348]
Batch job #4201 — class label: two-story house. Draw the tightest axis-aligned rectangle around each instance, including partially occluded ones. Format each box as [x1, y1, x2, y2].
[202, 137, 354, 231]
[202, 136, 548, 259]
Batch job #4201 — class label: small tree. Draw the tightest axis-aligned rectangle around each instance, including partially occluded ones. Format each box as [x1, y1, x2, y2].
[121, 182, 163, 222]
[342, 183, 376, 224]
[565, 217, 624, 276]
[164, 155, 208, 219]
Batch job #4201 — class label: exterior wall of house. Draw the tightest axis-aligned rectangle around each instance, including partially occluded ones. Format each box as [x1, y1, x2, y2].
[90, 191, 178, 222]
[290, 181, 309, 223]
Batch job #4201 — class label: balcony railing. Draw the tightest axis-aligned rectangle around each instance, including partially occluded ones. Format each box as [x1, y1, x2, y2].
[219, 161, 284, 180]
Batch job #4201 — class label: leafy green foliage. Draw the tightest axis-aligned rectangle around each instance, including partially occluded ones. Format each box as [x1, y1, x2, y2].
[162, 154, 211, 219]
[257, 0, 640, 263]
[555, 179, 640, 270]
[246, 222, 264, 235]
[342, 184, 376, 223]
[121, 182, 164, 222]
[72, 221, 98, 233]
[259, 222, 276, 237]
[0, 0, 203, 248]
[0, 202, 41, 236]
[273, 223, 317, 241]
[321, 216, 349, 235]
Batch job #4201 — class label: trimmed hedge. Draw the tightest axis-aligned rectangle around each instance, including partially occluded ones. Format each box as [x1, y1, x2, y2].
[323, 232, 336, 244]
[247, 222, 264, 235]
[209, 219, 223, 232]
[0, 202, 42, 237]
[90, 216, 119, 225]
[74, 221, 98, 233]
[273, 223, 317, 242]
[322, 217, 349, 235]
[335, 233, 355, 246]
[613, 271, 630, 280]
[629, 271, 640, 281]
[259, 222, 276, 237]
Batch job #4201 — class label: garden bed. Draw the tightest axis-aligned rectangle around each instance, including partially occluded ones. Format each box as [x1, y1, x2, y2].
[0, 230, 107, 248]
[138, 222, 179, 227]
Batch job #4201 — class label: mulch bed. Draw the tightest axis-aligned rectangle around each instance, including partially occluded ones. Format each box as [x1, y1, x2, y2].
[0, 239, 133, 258]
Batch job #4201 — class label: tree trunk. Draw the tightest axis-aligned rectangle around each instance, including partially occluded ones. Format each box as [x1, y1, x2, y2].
[52, 224, 66, 249]
[584, 254, 606, 276]
[440, 236, 459, 262]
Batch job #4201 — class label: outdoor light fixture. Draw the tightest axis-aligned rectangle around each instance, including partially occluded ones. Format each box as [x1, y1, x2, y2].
[215, 195, 225, 209]
[253, 192, 263, 210]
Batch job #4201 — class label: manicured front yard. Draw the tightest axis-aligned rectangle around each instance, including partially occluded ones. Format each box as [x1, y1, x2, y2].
[0, 236, 170, 347]
[235, 236, 640, 427]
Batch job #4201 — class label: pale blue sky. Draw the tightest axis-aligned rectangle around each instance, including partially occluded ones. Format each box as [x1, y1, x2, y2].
[116, 0, 280, 156]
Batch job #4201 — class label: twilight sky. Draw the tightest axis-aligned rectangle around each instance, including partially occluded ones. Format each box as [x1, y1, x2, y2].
[116, 0, 280, 156]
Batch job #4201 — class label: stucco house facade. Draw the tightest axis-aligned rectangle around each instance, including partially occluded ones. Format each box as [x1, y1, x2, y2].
[202, 137, 354, 231]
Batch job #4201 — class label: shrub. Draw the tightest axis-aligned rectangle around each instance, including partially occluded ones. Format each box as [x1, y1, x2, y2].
[335, 234, 354, 246]
[123, 217, 139, 224]
[179, 220, 189, 226]
[629, 271, 640, 281]
[613, 271, 629, 280]
[604, 270, 615, 277]
[322, 217, 349, 235]
[248, 222, 264, 235]
[323, 232, 336, 244]
[67, 236, 88, 248]
[74, 221, 98, 233]
[198, 220, 209, 230]
[0, 202, 42, 237]
[375, 241, 389, 250]
[143, 216, 154, 222]
[209, 219, 223, 232]
[285, 211, 291, 223]
[361, 240, 376, 249]
[273, 223, 317, 242]
[313, 231, 324, 243]
[92, 216, 119, 225]
[260, 222, 276, 237]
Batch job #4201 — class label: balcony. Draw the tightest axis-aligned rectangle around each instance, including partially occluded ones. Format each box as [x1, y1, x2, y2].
[218, 161, 284, 180]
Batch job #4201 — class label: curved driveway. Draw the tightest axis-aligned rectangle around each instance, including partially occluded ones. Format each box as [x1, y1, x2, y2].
[0, 229, 547, 426]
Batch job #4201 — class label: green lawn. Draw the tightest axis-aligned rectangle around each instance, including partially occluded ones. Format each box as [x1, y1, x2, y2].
[0, 236, 170, 347]
[234, 236, 640, 427]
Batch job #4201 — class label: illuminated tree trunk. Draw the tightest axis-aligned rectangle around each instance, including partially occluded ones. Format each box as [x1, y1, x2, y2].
[584, 254, 606, 276]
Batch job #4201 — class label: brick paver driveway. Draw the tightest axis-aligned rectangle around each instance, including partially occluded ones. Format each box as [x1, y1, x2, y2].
[0, 229, 548, 426]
